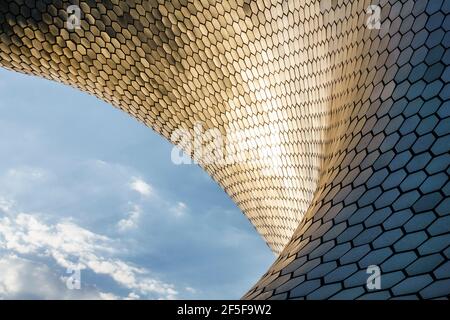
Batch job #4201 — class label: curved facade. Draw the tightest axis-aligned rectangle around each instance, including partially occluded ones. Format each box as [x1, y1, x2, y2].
[0, 0, 449, 299]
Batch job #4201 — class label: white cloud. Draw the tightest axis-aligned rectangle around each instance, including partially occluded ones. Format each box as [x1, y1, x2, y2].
[117, 204, 141, 232]
[125, 292, 140, 300]
[0, 213, 113, 257]
[130, 178, 152, 197]
[98, 292, 120, 300]
[7, 167, 46, 180]
[0, 206, 178, 299]
[0, 197, 13, 214]
[170, 202, 188, 217]
[185, 286, 197, 294]
[0, 164, 189, 298]
[0, 254, 114, 299]
[0, 167, 48, 198]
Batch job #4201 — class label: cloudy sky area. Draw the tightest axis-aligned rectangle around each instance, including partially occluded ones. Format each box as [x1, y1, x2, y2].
[0, 68, 274, 299]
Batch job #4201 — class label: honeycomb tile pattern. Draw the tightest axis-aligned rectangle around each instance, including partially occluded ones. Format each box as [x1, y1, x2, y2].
[0, 0, 449, 299]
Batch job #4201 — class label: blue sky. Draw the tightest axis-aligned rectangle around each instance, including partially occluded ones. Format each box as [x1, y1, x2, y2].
[0, 68, 274, 299]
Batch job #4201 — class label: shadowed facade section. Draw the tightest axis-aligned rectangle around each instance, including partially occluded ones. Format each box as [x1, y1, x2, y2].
[0, 0, 449, 299]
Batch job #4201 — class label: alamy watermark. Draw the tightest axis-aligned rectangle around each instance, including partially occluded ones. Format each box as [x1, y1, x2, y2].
[366, 265, 381, 290]
[66, 5, 81, 30]
[66, 267, 81, 290]
[366, 5, 381, 30]
[320, 1, 382, 30]
[170, 122, 284, 175]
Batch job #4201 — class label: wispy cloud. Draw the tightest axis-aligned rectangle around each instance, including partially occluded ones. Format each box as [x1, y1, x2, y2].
[6, 167, 46, 180]
[185, 286, 197, 294]
[130, 178, 152, 197]
[0, 254, 117, 299]
[0, 203, 178, 299]
[170, 202, 188, 217]
[117, 204, 141, 232]
[0, 197, 13, 214]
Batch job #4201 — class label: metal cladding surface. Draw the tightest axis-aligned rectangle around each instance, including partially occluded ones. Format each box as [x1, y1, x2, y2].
[0, 0, 449, 299]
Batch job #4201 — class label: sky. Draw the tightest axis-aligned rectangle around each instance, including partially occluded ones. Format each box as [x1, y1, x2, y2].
[0, 68, 274, 300]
